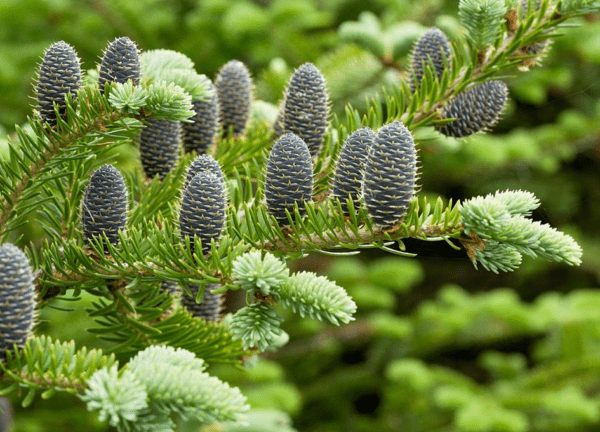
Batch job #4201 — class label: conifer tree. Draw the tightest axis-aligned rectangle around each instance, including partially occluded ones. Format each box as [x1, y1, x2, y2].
[0, 1, 598, 430]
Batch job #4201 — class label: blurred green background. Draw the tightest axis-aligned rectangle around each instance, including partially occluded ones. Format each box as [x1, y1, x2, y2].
[1, 0, 600, 431]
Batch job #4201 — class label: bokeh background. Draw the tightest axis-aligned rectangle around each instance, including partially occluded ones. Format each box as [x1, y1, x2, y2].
[1, 0, 600, 431]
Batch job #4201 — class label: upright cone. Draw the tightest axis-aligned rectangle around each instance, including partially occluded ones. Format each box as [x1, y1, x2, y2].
[282, 63, 329, 159]
[98, 37, 141, 93]
[265, 133, 313, 226]
[36, 41, 82, 126]
[215, 60, 253, 138]
[82, 165, 128, 253]
[363, 121, 418, 230]
[0, 244, 36, 358]
[332, 127, 376, 215]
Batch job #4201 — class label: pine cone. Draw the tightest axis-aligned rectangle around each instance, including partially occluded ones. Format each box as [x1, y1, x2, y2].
[282, 63, 329, 159]
[436, 80, 508, 138]
[139, 119, 181, 180]
[36, 41, 82, 126]
[184, 154, 224, 191]
[409, 27, 452, 92]
[265, 133, 313, 226]
[332, 127, 376, 216]
[181, 283, 224, 322]
[179, 171, 227, 256]
[363, 121, 418, 230]
[98, 37, 141, 93]
[182, 80, 220, 154]
[0, 244, 36, 358]
[82, 164, 128, 252]
[215, 60, 253, 138]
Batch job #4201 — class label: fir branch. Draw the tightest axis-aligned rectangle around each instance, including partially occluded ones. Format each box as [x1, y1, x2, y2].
[0, 336, 117, 404]
[0, 85, 137, 239]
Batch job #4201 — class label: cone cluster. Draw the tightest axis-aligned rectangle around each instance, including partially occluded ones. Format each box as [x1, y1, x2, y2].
[436, 80, 508, 138]
[332, 127, 376, 216]
[281, 63, 329, 159]
[98, 37, 141, 93]
[82, 164, 128, 253]
[182, 80, 220, 154]
[139, 119, 181, 180]
[265, 133, 314, 226]
[215, 60, 253, 138]
[363, 121, 418, 230]
[0, 243, 36, 358]
[36, 41, 82, 126]
[409, 27, 452, 92]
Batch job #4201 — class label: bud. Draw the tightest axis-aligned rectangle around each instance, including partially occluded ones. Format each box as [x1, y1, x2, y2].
[363, 121, 418, 230]
[82, 164, 128, 252]
[332, 127, 376, 215]
[282, 63, 329, 159]
[0, 243, 36, 358]
[409, 27, 452, 92]
[139, 119, 181, 180]
[215, 60, 253, 138]
[98, 37, 141, 93]
[36, 41, 82, 126]
[179, 171, 227, 256]
[182, 80, 220, 154]
[265, 133, 313, 226]
[436, 80, 508, 138]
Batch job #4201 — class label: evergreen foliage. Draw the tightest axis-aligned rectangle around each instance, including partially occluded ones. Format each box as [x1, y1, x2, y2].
[0, 1, 598, 430]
